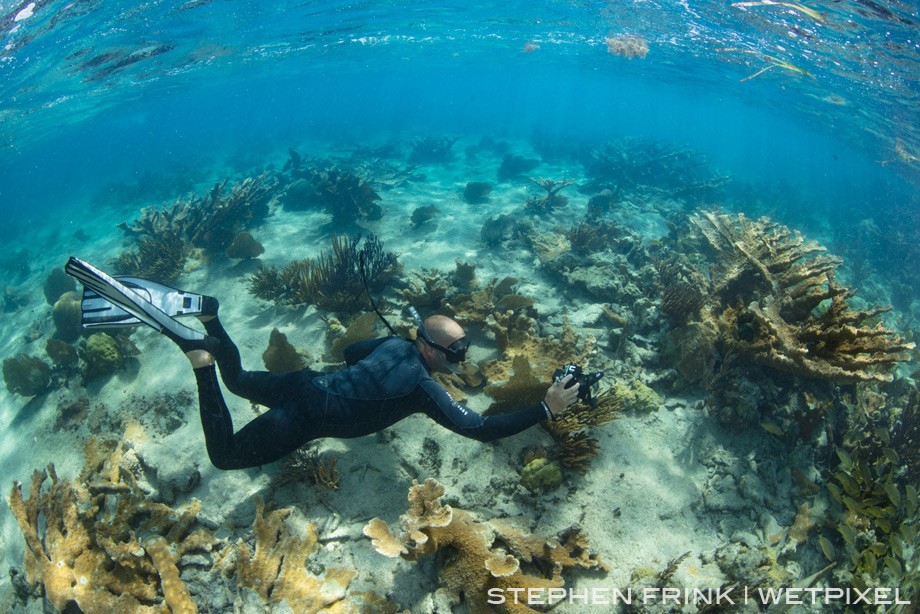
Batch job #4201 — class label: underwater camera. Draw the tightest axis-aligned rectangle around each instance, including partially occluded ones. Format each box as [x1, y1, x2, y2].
[553, 364, 604, 407]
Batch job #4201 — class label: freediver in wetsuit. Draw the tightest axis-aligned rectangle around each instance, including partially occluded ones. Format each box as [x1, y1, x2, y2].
[66, 257, 581, 470]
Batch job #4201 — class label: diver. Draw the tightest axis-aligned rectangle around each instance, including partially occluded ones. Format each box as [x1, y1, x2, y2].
[65, 257, 582, 470]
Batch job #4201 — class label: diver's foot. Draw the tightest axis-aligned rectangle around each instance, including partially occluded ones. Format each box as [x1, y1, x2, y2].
[196, 296, 220, 322]
[164, 329, 221, 356]
[186, 349, 216, 369]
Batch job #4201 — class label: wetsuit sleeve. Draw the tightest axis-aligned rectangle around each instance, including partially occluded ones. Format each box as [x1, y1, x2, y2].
[343, 337, 391, 366]
[417, 379, 547, 442]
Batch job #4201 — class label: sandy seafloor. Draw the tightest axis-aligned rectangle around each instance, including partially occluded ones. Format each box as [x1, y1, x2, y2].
[0, 136, 842, 612]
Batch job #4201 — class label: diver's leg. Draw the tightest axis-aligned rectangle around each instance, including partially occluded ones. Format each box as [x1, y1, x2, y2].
[193, 365, 316, 470]
[201, 316, 314, 409]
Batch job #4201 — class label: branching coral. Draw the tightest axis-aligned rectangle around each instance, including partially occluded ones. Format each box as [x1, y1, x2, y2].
[8, 438, 220, 613]
[544, 390, 622, 472]
[656, 255, 708, 324]
[480, 317, 596, 392]
[688, 211, 914, 383]
[310, 168, 384, 227]
[117, 173, 276, 267]
[525, 177, 573, 213]
[581, 138, 726, 199]
[249, 234, 399, 313]
[364, 478, 605, 613]
[113, 228, 189, 282]
[217, 497, 372, 611]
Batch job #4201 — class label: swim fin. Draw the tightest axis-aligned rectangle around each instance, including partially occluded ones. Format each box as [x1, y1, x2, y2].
[65, 257, 216, 353]
[79, 275, 211, 329]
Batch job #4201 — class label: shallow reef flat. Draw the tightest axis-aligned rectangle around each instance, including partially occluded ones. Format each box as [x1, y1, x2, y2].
[0, 134, 917, 612]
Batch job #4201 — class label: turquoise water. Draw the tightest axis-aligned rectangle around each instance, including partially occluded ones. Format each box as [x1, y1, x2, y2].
[1, 1, 920, 611]
[1, 0, 917, 215]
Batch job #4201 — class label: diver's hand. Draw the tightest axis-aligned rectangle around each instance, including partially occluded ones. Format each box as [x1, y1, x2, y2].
[544, 374, 580, 417]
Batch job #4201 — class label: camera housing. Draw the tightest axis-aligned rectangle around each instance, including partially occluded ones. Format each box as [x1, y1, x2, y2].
[552, 363, 604, 407]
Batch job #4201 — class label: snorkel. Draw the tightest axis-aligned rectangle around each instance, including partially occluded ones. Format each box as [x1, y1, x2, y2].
[358, 248, 468, 363]
[407, 306, 469, 364]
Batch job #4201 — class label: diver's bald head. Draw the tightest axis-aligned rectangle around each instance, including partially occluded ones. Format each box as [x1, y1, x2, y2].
[424, 315, 465, 346]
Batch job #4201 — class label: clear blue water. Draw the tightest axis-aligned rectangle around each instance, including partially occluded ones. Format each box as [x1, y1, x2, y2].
[2, 2, 920, 609]
[1, 0, 917, 221]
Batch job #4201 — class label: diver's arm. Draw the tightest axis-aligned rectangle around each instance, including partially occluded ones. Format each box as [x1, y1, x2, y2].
[417, 379, 550, 442]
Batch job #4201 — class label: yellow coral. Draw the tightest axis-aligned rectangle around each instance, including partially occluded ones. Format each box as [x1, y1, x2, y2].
[8, 438, 218, 614]
[364, 479, 605, 613]
[219, 497, 366, 612]
[688, 211, 914, 383]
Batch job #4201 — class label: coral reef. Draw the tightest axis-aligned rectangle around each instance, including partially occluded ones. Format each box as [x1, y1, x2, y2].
[544, 390, 622, 472]
[262, 328, 306, 372]
[815, 386, 920, 600]
[497, 153, 540, 181]
[310, 168, 384, 228]
[45, 338, 79, 369]
[585, 188, 620, 220]
[117, 173, 276, 269]
[519, 457, 563, 494]
[525, 177, 573, 213]
[113, 227, 189, 283]
[463, 181, 492, 204]
[611, 379, 661, 413]
[52, 291, 83, 342]
[408, 136, 458, 165]
[686, 211, 913, 384]
[226, 231, 265, 259]
[364, 478, 605, 613]
[3, 354, 52, 397]
[8, 438, 221, 613]
[580, 138, 726, 200]
[81, 332, 129, 381]
[43, 268, 75, 306]
[655, 254, 708, 324]
[410, 205, 439, 228]
[272, 447, 340, 491]
[217, 497, 376, 611]
[249, 234, 399, 313]
[326, 312, 379, 363]
[480, 213, 521, 247]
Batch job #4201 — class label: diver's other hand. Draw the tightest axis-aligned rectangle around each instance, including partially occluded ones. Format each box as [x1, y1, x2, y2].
[544, 374, 580, 417]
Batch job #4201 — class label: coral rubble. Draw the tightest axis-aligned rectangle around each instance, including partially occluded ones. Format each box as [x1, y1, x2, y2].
[364, 478, 605, 613]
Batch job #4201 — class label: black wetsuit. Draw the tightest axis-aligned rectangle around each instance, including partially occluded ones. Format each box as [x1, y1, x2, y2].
[193, 318, 549, 470]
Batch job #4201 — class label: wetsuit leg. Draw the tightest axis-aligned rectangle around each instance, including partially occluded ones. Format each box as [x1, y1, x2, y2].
[193, 365, 320, 470]
[202, 316, 314, 408]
